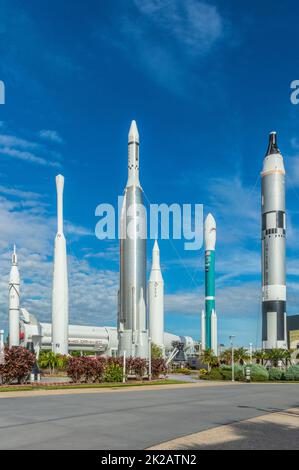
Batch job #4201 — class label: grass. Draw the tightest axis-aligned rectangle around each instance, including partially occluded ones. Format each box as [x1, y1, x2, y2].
[0, 379, 186, 393]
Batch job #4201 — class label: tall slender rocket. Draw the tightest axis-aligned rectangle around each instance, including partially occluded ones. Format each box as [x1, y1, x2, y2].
[148, 240, 164, 350]
[52, 174, 69, 355]
[202, 213, 217, 354]
[118, 120, 148, 358]
[261, 132, 287, 349]
[9, 245, 20, 347]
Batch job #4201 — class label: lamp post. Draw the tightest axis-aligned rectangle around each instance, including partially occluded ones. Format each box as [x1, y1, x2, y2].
[148, 336, 152, 381]
[123, 350, 126, 384]
[229, 335, 235, 382]
[0, 330, 4, 365]
[249, 343, 253, 365]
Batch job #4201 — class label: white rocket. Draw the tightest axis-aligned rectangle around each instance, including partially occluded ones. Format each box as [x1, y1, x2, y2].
[51, 174, 69, 355]
[201, 214, 218, 355]
[261, 132, 287, 349]
[9, 245, 20, 347]
[118, 121, 148, 358]
[148, 240, 164, 350]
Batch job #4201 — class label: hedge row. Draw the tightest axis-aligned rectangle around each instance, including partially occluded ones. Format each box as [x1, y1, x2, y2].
[66, 356, 167, 383]
[205, 364, 299, 382]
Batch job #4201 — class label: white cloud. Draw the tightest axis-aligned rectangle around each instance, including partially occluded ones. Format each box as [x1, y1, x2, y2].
[39, 129, 64, 144]
[0, 134, 38, 149]
[0, 129, 62, 167]
[84, 244, 119, 262]
[165, 281, 260, 319]
[291, 137, 299, 150]
[134, 0, 223, 54]
[0, 184, 41, 200]
[105, 0, 225, 93]
[286, 154, 299, 187]
[0, 146, 59, 167]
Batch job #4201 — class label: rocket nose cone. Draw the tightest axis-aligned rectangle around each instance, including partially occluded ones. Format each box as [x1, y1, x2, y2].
[128, 120, 139, 143]
[56, 175, 65, 197]
[153, 239, 159, 251]
[205, 213, 216, 231]
[266, 131, 280, 156]
[204, 213, 216, 249]
[56, 174, 64, 187]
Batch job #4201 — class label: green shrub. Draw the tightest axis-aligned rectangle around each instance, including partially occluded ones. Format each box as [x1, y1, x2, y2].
[104, 363, 123, 383]
[56, 354, 69, 371]
[205, 368, 223, 381]
[218, 364, 244, 381]
[269, 367, 283, 381]
[219, 364, 231, 371]
[151, 343, 163, 359]
[247, 364, 269, 382]
[172, 367, 192, 375]
[285, 365, 299, 381]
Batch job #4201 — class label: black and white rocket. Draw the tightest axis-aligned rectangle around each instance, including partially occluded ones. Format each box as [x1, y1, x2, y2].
[118, 121, 148, 358]
[9, 245, 20, 347]
[52, 175, 69, 355]
[261, 132, 287, 349]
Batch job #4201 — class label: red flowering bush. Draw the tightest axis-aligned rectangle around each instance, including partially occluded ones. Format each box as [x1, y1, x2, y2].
[132, 357, 147, 380]
[66, 355, 150, 383]
[92, 357, 106, 383]
[122, 357, 148, 379]
[125, 356, 136, 375]
[151, 358, 167, 379]
[0, 346, 35, 385]
[67, 356, 106, 383]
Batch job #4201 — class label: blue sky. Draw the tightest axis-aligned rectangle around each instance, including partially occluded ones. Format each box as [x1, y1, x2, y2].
[0, 0, 299, 347]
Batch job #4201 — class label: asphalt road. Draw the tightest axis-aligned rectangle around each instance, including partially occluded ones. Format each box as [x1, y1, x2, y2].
[0, 383, 298, 449]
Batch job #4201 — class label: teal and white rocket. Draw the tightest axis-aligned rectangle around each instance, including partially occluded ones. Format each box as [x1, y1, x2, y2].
[201, 213, 218, 354]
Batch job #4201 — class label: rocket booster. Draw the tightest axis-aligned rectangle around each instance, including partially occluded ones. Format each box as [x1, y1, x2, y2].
[52, 174, 69, 355]
[261, 132, 287, 349]
[9, 245, 20, 347]
[203, 213, 217, 354]
[148, 240, 164, 349]
[118, 121, 148, 358]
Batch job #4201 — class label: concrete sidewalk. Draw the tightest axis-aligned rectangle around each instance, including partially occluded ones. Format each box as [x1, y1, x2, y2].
[148, 407, 299, 450]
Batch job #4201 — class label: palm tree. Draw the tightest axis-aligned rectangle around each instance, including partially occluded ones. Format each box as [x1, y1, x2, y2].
[220, 349, 232, 365]
[282, 349, 294, 367]
[266, 349, 285, 367]
[234, 347, 250, 365]
[38, 351, 58, 374]
[253, 350, 267, 365]
[201, 349, 217, 372]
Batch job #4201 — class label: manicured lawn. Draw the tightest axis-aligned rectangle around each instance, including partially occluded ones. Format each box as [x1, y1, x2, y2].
[0, 379, 186, 393]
